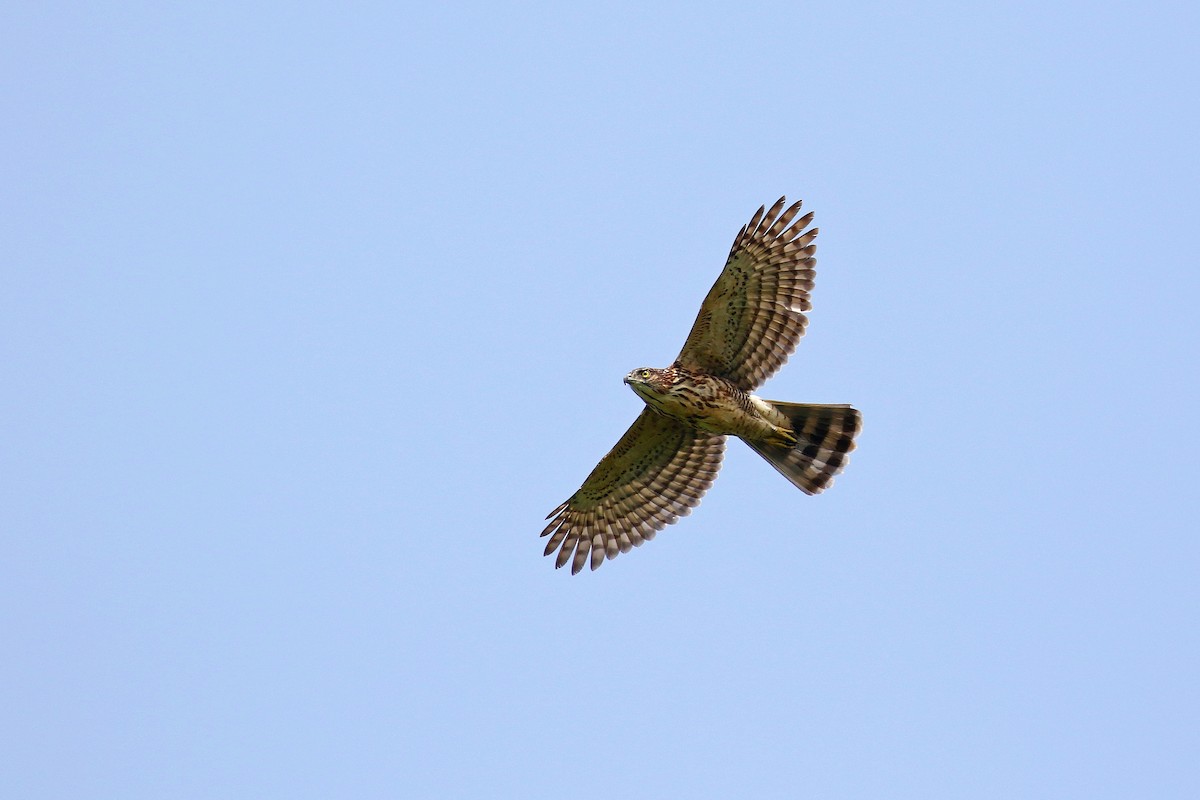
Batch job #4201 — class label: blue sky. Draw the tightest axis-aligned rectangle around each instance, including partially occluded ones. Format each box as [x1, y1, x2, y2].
[4, 2, 1198, 797]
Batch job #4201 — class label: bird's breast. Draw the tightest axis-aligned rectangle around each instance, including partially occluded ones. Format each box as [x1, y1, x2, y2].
[647, 375, 774, 439]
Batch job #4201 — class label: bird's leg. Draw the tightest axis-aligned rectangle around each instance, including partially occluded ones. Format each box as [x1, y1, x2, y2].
[765, 427, 798, 448]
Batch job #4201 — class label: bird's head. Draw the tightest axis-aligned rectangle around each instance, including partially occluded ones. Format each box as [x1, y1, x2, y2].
[624, 366, 675, 402]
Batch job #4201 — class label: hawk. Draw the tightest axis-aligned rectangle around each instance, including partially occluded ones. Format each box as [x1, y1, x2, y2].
[542, 197, 861, 574]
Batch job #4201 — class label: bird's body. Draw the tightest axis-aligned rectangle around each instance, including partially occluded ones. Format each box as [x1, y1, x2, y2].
[625, 365, 793, 446]
[542, 197, 861, 574]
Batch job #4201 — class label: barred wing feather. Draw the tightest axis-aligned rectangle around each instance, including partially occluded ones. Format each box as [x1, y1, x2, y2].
[676, 197, 817, 391]
[542, 409, 726, 573]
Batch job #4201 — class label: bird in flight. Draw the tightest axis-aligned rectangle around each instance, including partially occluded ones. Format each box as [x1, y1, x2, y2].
[542, 197, 861, 574]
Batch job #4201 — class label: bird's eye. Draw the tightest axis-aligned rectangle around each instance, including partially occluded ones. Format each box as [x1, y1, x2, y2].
[640, 369, 652, 379]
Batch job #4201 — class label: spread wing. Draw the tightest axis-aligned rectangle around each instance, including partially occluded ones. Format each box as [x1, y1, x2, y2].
[676, 197, 817, 391]
[542, 409, 726, 574]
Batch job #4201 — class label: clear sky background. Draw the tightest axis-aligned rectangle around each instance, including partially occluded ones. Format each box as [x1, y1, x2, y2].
[4, 2, 1198, 798]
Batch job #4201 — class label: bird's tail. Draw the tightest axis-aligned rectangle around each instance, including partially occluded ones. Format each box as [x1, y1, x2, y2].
[743, 402, 861, 494]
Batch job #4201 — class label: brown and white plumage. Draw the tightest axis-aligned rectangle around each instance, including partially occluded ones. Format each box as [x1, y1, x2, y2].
[677, 196, 816, 391]
[543, 197, 858, 574]
[742, 402, 862, 494]
[541, 409, 725, 575]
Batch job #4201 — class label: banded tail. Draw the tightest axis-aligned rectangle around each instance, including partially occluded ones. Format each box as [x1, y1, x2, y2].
[743, 402, 861, 494]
